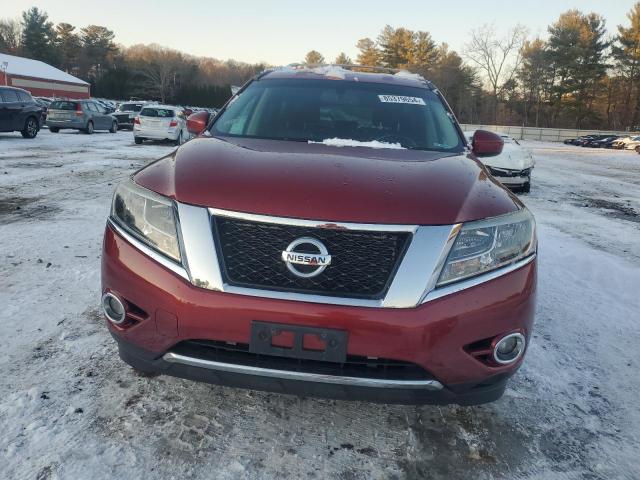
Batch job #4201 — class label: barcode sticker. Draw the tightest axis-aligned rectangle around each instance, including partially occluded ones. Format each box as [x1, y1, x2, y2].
[378, 95, 426, 105]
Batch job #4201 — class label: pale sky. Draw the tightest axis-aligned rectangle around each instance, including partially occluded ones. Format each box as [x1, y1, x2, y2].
[4, 1, 635, 65]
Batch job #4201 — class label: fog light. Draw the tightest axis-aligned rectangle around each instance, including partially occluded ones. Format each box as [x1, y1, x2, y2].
[493, 333, 525, 364]
[102, 293, 126, 324]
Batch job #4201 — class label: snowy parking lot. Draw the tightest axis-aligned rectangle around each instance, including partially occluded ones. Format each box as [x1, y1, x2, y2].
[1, 130, 639, 479]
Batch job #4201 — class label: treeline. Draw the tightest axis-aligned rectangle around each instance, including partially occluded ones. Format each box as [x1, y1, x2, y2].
[308, 5, 640, 130]
[0, 8, 266, 107]
[3, 6, 640, 128]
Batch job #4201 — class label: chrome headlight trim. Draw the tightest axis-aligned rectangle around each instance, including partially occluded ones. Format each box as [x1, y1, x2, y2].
[433, 208, 536, 289]
[110, 177, 182, 263]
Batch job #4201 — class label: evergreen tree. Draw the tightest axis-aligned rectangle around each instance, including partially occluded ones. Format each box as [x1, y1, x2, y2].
[612, 2, 640, 128]
[304, 50, 324, 65]
[430, 43, 479, 121]
[356, 38, 381, 66]
[377, 25, 414, 67]
[80, 25, 117, 79]
[518, 38, 552, 126]
[547, 10, 608, 127]
[20, 7, 58, 65]
[55, 23, 81, 74]
[334, 52, 352, 65]
[410, 31, 439, 67]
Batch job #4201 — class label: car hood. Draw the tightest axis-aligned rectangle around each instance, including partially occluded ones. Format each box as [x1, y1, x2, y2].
[480, 143, 534, 171]
[134, 136, 522, 225]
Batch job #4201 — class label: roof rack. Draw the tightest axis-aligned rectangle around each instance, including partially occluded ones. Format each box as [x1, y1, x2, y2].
[278, 63, 432, 86]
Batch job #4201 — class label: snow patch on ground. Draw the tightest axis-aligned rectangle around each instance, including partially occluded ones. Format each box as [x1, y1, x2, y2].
[310, 137, 405, 149]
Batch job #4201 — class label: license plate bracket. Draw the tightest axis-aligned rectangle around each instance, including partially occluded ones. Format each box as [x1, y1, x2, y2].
[249, 321, 348, 363]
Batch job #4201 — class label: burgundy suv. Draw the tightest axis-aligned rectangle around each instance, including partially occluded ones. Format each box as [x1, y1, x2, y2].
[101, 67, 536, 405]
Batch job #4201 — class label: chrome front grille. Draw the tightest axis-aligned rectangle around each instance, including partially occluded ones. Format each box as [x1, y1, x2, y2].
[212, 215, 411, 299]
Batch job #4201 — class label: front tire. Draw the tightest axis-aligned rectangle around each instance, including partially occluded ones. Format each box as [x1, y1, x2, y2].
[109, 121, 118, 133]
[134, 137, 143, 145]
[49, 127, 60, 133]
[521, 182, 531, 193]
[84, 121, 94, 134]
[21, 116, 39, 139]
[174, 131, 183, 146]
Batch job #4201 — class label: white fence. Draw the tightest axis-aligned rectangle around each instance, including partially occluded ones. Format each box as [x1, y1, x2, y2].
[459, 124, 638, 142]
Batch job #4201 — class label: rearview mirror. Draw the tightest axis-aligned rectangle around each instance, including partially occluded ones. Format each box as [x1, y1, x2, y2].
[471, 130, 504, 157]
[187, 111, 210, 136]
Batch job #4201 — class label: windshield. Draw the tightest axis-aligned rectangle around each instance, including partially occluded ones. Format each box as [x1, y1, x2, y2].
[211, 79, 463, 152]
[50, 101, 78, 111]
[118, 103, 143, 112]
[140, 108, 175, 118]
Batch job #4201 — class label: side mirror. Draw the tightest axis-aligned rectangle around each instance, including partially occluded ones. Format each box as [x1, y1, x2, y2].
[471, 130, 504, 157]
[187, 111, 210, 136]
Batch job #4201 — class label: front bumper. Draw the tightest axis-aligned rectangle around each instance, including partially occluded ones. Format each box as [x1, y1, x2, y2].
[494, 174, 530, 187]
[102, 223, 536, 405]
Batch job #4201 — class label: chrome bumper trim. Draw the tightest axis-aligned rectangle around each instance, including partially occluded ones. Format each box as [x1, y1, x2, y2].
[421, 254, 537, 303]
[163, 352, 444, 390]
[107, 218, 189, 281]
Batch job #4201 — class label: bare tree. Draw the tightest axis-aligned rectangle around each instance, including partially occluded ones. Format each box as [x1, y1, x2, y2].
[127, 44, 185, 103]
[0, 19, 22, 55]
[464, 24, 527, 123]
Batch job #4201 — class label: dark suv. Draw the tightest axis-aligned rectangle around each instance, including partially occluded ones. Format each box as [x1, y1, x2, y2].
[0, 86, 43, 139]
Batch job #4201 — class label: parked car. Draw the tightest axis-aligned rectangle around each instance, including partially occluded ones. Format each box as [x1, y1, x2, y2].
[33, 97, 50, 122]
[113, 102, 147, 130]
[0, 86, 43, 138]
[587, 135, 620, 148]
[582, 135, 618, 148]
[623, 136, 640, 150]
[564, 135, 593, 145]
[102, 67, 537, 405]
[577, 134, 608, 146]
[611, 136, 637, 149]
[133, 105, 189, 145]
[464, 131, 534, 192]
[93, 98, 116, 113]
[46, 99, 118, 134]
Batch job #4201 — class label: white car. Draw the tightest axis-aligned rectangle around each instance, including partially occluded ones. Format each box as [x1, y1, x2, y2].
[465, 131, 535, 192]
[622, 136, 640, 150]
[133, 105, 189, 145]
[611, 135, 639, 149]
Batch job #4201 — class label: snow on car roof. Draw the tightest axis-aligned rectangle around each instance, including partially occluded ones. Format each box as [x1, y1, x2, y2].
[263, 65, 433, 88]
[140, 105, 181, 110]
[0, 52, 89, 85]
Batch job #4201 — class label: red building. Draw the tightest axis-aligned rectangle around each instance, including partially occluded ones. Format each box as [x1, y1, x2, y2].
[0, 53, 90, 99]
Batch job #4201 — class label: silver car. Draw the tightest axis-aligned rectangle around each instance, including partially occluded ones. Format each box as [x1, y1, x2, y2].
[46, 100, 118, 134]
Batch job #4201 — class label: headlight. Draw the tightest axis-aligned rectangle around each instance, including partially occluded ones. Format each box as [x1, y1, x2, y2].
[111, 178, 181, 262]
[437, 209, 536, 286]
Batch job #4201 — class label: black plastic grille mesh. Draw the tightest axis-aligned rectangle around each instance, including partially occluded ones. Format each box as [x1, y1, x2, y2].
[213, 216, 411, 299]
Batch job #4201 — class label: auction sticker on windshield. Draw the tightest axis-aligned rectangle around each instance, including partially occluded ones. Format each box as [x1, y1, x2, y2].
[378, 95, 426, 105]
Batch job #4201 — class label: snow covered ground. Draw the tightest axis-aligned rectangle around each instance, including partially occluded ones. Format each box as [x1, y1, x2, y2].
[1, 131, 639, 480]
